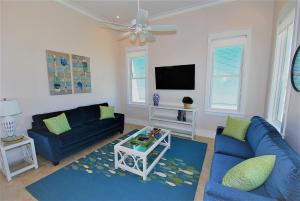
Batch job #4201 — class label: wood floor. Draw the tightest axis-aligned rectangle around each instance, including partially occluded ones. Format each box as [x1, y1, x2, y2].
[0, 124, 214, 201]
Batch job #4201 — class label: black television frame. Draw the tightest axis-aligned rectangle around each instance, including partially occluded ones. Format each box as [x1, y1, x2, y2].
[155, 64, 195, 90]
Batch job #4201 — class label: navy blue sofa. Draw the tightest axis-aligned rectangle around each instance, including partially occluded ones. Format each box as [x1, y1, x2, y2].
[28, 103, 124, 165]
[204, 116, 300, 201]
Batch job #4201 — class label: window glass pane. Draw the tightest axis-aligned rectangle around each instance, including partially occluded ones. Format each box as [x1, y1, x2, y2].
[211, 76, 240, 110]
[213, 45, 243, 76]
[131, 57, 146, 78]
[131, 79, 145, 103]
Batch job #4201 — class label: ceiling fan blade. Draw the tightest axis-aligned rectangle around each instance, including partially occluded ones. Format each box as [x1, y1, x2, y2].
[145, 32, 156, 42]
[101, 21, 130, 31]
[149, 25, 177, 32]
[136, 9, 149, 26]
[118, 32, 131, 41]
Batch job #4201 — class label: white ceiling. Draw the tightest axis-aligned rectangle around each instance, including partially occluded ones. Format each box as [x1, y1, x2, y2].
[59, 0, 226, 25]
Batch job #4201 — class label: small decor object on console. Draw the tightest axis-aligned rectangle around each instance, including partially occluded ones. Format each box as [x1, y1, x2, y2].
[0, 99, 22, 137]
[153, 93, 160, 106]
[177, 110, 186, 122]
[182, 97, 193, 109]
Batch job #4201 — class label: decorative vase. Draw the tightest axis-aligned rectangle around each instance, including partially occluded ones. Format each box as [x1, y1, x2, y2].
[184, 103, 192, 109]
[153, 93, 160, 106]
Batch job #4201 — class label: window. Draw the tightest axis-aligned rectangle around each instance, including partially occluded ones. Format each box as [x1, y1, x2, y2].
[206, 32, 249, 114]
[268, 11, 294, 131]
[127, 47, 147, 105]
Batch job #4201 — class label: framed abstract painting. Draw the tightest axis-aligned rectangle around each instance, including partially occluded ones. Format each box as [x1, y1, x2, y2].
[46, 50, 72, 95]
[72, 54, 92, 93]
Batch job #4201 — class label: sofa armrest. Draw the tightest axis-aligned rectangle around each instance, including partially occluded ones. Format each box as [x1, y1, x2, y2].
[114, 113, 125, 133]
[204, 181, 276, 201]
[216, 126, 224, 135]
[27, 129, 61, 164]
[114, 113, 124, 119]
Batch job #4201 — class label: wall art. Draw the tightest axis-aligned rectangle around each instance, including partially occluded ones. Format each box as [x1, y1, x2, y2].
[72, 54, 91, 93]
[46, 50, 72, 95]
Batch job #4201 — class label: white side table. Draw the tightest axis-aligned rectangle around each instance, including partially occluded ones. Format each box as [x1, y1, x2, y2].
[0, 135, 38, 181]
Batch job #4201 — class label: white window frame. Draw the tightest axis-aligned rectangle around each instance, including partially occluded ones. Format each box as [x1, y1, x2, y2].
[205, 30, 251, 116]
[126, 46, 148, 107]
[268, 10, 295, 132]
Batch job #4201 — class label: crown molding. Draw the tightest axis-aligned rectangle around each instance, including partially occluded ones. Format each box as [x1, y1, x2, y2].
[57, 0, 235, 25]
[149, 0, 235, 22]
[56, 0, 111, 24]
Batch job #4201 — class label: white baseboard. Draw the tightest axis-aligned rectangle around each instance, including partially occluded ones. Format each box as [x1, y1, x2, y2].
[195, 129, 216, 139]
[125, 117, 148, 126]
[125, 117, 216, 139]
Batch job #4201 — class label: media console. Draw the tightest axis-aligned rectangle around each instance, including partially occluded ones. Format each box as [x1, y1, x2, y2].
[149, 105, 198, 139]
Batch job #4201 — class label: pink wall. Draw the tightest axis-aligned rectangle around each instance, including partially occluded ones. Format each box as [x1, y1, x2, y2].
[119, 0, 275, 137]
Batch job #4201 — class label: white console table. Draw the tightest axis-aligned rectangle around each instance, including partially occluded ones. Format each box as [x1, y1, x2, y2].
[149, 105, 197, 139]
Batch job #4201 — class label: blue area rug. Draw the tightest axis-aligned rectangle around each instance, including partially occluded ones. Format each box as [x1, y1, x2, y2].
[26, 130, 207, 201]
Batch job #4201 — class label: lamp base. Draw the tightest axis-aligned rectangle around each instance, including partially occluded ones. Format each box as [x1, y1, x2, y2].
[1, 116, 16, 137]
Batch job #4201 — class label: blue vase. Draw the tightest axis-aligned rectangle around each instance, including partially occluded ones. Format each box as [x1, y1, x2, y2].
[153, 93, 160, 106]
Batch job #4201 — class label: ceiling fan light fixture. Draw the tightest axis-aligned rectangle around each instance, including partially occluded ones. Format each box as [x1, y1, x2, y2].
[139, 31, 146, 43]
[129, 32, 137, 42]
[108, 0, 177, 43]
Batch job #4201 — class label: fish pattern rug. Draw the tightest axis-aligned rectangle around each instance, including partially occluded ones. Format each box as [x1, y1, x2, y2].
[26, 130, 207, 201]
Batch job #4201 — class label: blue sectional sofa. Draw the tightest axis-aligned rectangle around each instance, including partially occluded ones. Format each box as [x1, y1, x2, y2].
[204, 116, 300, 201]
[28, 103, 124, 165]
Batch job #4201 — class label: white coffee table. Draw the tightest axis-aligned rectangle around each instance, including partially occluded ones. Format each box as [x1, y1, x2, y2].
[114, 126, 171, 180]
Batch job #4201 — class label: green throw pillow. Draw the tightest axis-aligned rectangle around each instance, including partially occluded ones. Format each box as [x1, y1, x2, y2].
[100, 106, 115, 120]
[222, 116, 250, 141]
[43, 113, 71, 135]
[222, 155, 276, 191]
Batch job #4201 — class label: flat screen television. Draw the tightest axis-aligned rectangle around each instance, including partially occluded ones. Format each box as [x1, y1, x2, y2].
[155, 64, 195, 90]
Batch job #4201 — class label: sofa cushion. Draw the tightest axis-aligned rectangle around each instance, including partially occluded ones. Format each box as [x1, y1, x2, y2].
[210, 154, 272, 198]
[215, 134, 254, 159]
[86, 118, 122, 132]
[78, 103, 108, 122]
[32, 108, 84, 129]
[43, 113, 71, 135]
[57, 125, 102, 148]
[222, 155, 276, 191]
[211, 153, 244, 183]
[255, 135, 300, 201]
[222, 116, 250, 141]
[246, 116, 281, 151]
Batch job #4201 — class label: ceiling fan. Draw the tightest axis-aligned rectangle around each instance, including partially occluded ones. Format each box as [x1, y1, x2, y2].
[102, 0, 177, 43]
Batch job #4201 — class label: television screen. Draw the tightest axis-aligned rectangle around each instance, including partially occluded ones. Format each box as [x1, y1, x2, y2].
[155, 64, 195, 90]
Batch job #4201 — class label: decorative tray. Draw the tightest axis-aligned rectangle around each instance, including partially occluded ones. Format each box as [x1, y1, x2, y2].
[1, 135, 24, 145]
[129, 134, 155, 147]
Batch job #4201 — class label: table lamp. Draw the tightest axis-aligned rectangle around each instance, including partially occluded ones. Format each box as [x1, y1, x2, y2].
[0, 99, 22, 137]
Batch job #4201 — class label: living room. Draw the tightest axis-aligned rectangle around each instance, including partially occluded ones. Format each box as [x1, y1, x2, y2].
[0, 0, 299, 201]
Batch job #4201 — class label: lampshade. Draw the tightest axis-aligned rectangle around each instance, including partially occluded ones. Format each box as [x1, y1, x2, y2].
[0, 99, 22, 117]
